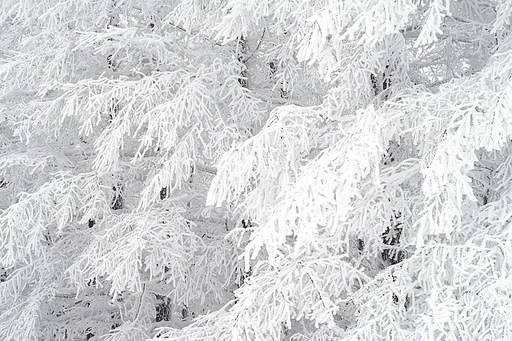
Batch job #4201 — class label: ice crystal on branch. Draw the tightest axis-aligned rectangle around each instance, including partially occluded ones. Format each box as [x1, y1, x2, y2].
[1, 0, 512, 340]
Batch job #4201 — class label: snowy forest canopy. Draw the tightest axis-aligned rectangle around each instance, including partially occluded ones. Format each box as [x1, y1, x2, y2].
[1, 0, 512, 340]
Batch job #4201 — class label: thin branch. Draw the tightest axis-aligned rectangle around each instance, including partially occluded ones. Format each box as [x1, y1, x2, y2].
[195, 162, 217, 175]
[133, 283, 146, 322]
[165, 21, 223, 47]
[244, 28, 266, 63]
[250, 93, 306, 106]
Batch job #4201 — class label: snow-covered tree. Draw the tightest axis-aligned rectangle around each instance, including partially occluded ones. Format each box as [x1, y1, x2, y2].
[1, 0, 512, 340]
